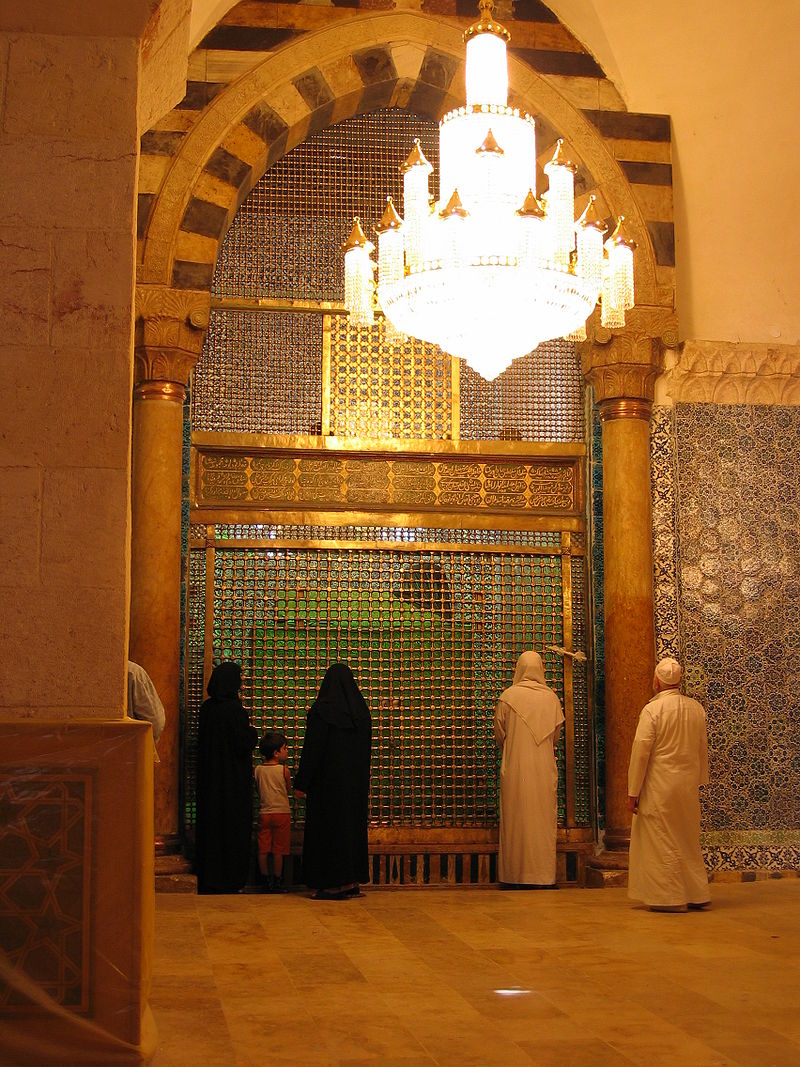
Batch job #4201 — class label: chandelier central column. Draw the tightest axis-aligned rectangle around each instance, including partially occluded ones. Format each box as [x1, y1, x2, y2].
[343, 0, 635, 381]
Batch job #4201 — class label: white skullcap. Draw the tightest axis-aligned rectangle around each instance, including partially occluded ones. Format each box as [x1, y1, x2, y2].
[655, 657, 682, 686]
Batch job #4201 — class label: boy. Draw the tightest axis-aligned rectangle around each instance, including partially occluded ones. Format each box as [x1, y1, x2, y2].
[254, 730, 292, 893]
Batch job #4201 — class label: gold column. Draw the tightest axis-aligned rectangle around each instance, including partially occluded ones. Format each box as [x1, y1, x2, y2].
[582, 307, 676, 884]
[132, 286, 210, 851]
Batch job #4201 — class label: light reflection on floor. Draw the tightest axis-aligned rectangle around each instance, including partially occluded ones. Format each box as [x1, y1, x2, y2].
[151, 879, 800, 1066]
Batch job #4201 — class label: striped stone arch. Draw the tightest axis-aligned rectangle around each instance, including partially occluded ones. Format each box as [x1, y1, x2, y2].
[137, 11, 670, 310]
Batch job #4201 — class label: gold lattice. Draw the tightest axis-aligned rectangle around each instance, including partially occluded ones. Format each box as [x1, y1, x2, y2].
[196, 108, 583, 444]
[328, 317, 452, 440]
[184, 533, 583, 832]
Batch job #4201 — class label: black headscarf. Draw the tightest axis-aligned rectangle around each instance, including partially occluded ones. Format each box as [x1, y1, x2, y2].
[207, 661, 242, 700]
[310, 663, 369, 729]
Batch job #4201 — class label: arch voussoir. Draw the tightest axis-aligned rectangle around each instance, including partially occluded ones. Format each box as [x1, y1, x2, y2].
[138, 11, 665, 310]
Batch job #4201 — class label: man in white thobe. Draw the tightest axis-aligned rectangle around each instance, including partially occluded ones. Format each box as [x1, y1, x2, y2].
[494, 650, 564, 886]
[127, 660, 166, 760]
[627, 656, 710, 911]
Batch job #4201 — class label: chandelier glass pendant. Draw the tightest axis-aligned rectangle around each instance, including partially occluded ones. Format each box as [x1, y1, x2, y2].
[343, 0, 635, 380]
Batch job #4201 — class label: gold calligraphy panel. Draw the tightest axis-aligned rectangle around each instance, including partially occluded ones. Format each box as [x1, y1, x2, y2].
[346, 460, 391, 505]
[199, 454, 250, 501]
[483, 462, 529, 509]
[391, 461, 438, 507]
[529, 464, 574, 510]
[196, 449, 578, 515]
[296, 458, 345, 504]
[250, 457, 296, 502]
[437, 462, 484, 509]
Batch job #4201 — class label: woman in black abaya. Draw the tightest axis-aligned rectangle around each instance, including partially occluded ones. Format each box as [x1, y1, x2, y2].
[195, 661, 258, 894]
[294, 663, 372, 899]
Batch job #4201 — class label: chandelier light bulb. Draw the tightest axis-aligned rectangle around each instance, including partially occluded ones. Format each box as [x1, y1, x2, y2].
[375, 197, 405, 290]
[342, 0, 636, 379]
[343, 217, 376, 328]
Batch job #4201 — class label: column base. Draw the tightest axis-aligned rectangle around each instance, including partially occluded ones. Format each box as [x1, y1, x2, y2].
[585, 850, 630, 888]
[154, 832, 183, 856]
[155, 852, 196, 893]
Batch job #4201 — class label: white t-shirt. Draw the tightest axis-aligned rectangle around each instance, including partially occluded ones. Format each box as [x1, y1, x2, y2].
[255, 763, 290, 813]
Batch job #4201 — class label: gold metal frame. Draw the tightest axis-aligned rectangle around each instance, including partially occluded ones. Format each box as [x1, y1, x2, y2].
[187, 518, 593, 847]
[187, 295, 595, 877]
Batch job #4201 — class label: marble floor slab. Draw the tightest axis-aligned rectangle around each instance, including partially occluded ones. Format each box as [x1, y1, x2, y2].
[150, 880, 800, 1066]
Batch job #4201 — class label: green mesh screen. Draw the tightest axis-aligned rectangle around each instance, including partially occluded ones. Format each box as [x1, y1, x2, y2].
[182, 528, 590, 835]
[184, 547, 206, 834]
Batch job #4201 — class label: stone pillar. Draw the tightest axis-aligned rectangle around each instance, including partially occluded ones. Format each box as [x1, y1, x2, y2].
[582, 307, 676, 884]
[132, 286, 210, 851]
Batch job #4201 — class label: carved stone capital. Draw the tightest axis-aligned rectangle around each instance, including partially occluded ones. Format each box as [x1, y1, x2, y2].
[581, 305, 678, 417]
[661, 339, 800, 405]
[134, 285, 211, 387]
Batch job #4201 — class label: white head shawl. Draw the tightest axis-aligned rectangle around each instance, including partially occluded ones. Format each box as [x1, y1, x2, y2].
[498, 651, 564, 745]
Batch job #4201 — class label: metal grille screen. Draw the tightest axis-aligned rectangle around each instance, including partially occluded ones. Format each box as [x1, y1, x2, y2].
[212, 109, 440, 302]
[192, 310, 323, 435]
[194, 108, 583, 443]
[184, 527, 593, 834]
[460, 342, 583, 443]
[329, 317, 452, 440]
[192, 315, 582, 442]
[186, 107, 593, 856]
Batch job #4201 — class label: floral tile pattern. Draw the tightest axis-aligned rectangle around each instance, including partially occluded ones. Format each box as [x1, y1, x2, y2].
[652, 402, 800, 867]
[650, 406, 680, 661]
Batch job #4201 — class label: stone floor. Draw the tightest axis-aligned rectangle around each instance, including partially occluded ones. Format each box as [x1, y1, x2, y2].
[150, 880, 800, 1066]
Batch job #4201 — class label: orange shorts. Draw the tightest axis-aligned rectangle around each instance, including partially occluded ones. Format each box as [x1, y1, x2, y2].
[258, 812, 291, 856]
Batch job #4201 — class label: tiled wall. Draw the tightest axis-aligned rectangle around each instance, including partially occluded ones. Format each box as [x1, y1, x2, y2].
[651, 403, 800, 871]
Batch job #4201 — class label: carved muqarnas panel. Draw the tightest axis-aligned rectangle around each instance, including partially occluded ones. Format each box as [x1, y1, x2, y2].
[0, 774, 92, 1012]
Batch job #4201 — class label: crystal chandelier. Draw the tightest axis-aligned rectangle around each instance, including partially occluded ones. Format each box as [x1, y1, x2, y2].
[343, 0, 635, 380]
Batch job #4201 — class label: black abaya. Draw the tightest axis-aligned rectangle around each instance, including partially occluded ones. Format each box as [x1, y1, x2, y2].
[294, 663, 372, 891]
[195, 664, 258, 894]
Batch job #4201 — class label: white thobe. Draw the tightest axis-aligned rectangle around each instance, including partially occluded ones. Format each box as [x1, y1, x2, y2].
[127, 660, 166, 747]
[494, 694, 563, 885]
[627, 687, 710, 906]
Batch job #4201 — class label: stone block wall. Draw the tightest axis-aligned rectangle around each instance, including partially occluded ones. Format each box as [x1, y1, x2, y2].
[0, 28, 138, 720]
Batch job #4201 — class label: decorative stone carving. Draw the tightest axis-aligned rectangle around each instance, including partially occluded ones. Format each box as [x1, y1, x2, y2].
[581, 305, 678, 414]
[661, 339, 800, 406]
[134, 285, 211, 387]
